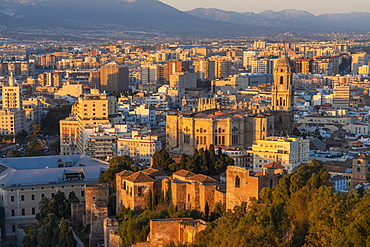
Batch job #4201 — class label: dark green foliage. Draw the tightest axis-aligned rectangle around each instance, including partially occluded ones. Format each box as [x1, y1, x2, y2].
[6, 149, 22, 157]
[41, 105, 72, 135]
[193, 160, 370, 247]
[23, 214, 59, 247]
[15, 129, 28, 144]
[58, 218, 76, 247]
[152, 148, 174, 170]
[23, 192, 79, 247]
[153, 145, 234, 175]
[36, 191, 78, 221]
[99, 155, 136, 186]
[49, 139, 61, 154]
[108, 193, 117, 216]
[25, 124, 46, 156]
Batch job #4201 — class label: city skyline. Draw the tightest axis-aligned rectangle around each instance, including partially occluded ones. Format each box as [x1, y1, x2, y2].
[160, 0, 370, 15]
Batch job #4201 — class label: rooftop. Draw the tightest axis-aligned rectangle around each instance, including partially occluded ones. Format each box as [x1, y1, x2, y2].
[0, 155, 108, 188]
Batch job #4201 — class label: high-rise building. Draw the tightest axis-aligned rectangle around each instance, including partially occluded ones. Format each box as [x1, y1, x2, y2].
[169, 72, 197, 89]
[2, 73, 22, 110]
[165, 60, 192, 83]
[194, 59, 215, 81]
[100, 61, 129, 92]
[351, 53, 369, 74]
[243, 51, 258, 71]
[271, 53, 294, 136]
[332, 83, 350, 109]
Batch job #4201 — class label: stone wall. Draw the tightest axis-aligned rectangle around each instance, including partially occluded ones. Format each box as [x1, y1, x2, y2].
[85, 184, 109, 226]
[226, 166, 279, 210]
[89, 200, 108, 247]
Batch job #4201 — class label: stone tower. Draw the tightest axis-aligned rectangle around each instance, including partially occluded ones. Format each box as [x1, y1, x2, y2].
[271, 53, 294, 136]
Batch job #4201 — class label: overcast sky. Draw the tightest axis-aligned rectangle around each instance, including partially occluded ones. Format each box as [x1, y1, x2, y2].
[160, 0, 370, 15]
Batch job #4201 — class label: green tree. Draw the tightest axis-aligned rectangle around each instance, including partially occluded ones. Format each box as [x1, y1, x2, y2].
[152, 149, 174, 170]
[25, 124, 46, 156]
[15, 129, 28, 144]
[41, 105, 72, 135]
[49, 139, 61, 154]
[99, 155, 135, 186]
[6, 149, 23, 157]
[58, 218, 76, 247]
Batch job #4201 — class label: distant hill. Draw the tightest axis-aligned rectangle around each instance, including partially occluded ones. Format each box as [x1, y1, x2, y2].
[0, 0, 264, 38]
[187, 8, 370, 32]
[0, 0, 369, 40]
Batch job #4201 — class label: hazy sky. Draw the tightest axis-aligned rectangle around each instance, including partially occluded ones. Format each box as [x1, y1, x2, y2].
[159, 0, 370, 15]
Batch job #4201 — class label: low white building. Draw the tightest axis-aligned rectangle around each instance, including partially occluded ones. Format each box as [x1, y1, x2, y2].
[117, 130, 162, 164]
[248, 136, 310, 172]
[0, 155, 108, 241]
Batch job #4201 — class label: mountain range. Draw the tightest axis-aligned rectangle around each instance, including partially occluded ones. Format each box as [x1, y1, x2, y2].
[186, 8, 370, 32]
[0, 0, 369, 40]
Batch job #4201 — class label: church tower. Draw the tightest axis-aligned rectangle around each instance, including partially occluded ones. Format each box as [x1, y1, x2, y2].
[271, 53, 293, 136]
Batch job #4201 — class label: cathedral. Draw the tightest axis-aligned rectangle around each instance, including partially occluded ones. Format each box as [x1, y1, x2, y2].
[166, 53, 294, 153]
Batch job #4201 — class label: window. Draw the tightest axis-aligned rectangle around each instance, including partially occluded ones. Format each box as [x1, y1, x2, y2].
[21, 195, 24, 201]
[41, 194, 45, 198]
[81, 191, 85, 197]
[138, 187, 142, 196]
[11, 209, 15, 216]
[31, 194, 35, 200]
[280, 76, 284, 84]
[235, 176, 240, 188]
[188, 194, 190, 201]
[357, 167, 361, 172]
[32, 208, 35, 215]
[11, 196, 14, 202]
[12, 225, 16, 232]
[22, 208, 25, 216]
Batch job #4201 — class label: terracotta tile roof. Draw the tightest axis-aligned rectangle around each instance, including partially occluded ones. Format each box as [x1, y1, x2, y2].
[264, 162, 285, 169]
[124, 171, 155, 183]
[116, 170, 134, 177]
[142, 168, 168, 177]
[173, 170, 196, 178]
[188, 174, 217, 183]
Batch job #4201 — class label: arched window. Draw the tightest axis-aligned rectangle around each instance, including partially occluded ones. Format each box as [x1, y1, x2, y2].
[279, 97, 283, 106]
[357, 160, 361, 164]
[280, 76, 284, 84]
[357, 167, 361, 172]
[235, 176, 240, 188]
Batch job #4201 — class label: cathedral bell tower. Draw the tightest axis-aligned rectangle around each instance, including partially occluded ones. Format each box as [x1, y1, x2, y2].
[271, 53, 294, 136]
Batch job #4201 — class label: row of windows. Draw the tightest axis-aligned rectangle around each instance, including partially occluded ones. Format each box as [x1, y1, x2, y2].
[11, 208, 36, 217]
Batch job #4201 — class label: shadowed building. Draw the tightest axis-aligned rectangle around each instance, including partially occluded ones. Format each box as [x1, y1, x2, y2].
[100, 61, 129, 92]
